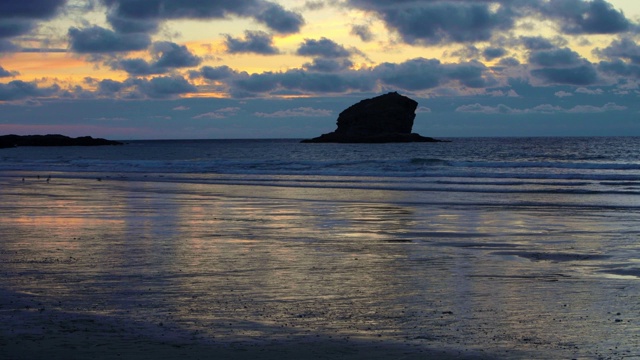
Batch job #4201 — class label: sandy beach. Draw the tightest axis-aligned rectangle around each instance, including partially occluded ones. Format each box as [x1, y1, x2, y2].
[1, 285, 497, 360]
[1, 161, 639, 359]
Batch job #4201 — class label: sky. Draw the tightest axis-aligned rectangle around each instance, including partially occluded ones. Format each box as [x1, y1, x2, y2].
[1, 0, 640, 139]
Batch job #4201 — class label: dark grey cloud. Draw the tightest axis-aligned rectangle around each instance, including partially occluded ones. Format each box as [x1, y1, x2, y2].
[347, 0, 514, 45]
[198, 65, 238, 80]
[68, 26, 151, 53]
[0, 0, 67, 41]
[98, 79, 125, 94]
[375, 58, 489, 90]
[446, 61, 490, 88]
[520, 36, 556, 51]
[483, 47, 506, 61]
[598, 59, 640, 79]
[595, 37, 640, 64]
[347, 0, 636, 46]
[106, 10, 159, 34]
[498, 57, 520, 67]
[0, 1, 68, 18]
[0, 20, 33, 39]
[127, 75, 198, 99]
[0, 80, 60, 101]
[217, 56, 493, 97]
[377, 58, 441, 91]
[225, 30, 279, 55]
[228, 67, 375, 96]
[152, 41, 201, 68]
[539, 0, 632, 35]
[529, 47, 583, 67]
[303, 58, 354, 72]
[351, 24, 374, 42]
[234, 72, 280, 94]
[297, 38, 351, 58]
[100, 0, 304, 35]
[0, 39, 19, 52]
[530, 63, 599, 85]
[108, 41, 200, 75]
[0, 66, 17, 78]
[254, 2, 305, 34]
[110, 58, 160, 75]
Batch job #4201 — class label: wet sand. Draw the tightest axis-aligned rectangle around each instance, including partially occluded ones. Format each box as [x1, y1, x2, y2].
[1, 174, 639, 359]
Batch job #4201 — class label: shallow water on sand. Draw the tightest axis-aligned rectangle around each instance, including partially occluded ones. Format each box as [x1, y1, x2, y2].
[1, 173, 639, 359]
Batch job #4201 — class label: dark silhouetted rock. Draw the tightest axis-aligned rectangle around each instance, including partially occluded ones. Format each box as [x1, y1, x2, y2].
[302, 92, 445, 143]
[0, 134, 123, 149]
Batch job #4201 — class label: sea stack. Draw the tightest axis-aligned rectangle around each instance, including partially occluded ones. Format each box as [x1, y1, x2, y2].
[302, 92, 444, 143]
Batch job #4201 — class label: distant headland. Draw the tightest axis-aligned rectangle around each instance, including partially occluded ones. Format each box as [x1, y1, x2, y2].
[302, 92, 447, 143]
[0, 134, 123, 149]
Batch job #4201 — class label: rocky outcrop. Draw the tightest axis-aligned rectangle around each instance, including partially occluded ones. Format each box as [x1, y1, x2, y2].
[302, 92, 444, 143]
[0, 134, 123, 149]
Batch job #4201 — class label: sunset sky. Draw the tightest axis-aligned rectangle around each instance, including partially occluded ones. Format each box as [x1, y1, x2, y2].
[1, 0, 640, 139]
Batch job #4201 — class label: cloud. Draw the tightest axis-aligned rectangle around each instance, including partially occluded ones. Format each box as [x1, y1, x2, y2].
[152, 41, 201, 68]
[347, 0, 514, 45]
[197, 65, 238, 80]
[0, 39, 19, 52]
[127, 75, 197, 99]
[254, 2, 305, 34]
[455, 103, 519, 114]
[0, 80, 60, 101]
[529, 47, 583, 67]
[595, 37, 640, 64]
[376, 58, 490, 90]
[68, 26, 151, 53]
[598, 59, 640, 79]
[347, 0, 635, 47]
[520, 36, 557, 51]
[483, 47, 507, 61]
[109, 41, 202, 75]
[193, 107, 240, 119]
[303, 58, 353, 72]
[297, 38, 352, 58]
[199, 57, 496, 97]
[173, 106, 190, 111]
[567, 102, 626, 113]
[530, 64, 599, 85]
[555, 91, 573, 97]
[455, 102, 626, 114]
[0, 1, 67, 45]
[351, 24, 374, 42]
[0, 66, 17, 78]
[254, 107, 332, 117]
[538, 0, 633, 35]
[98, 79, 124, 95]
[498, 57, 520, 67]
[526, 44, 600, 85]
[224, 30, 280, 55]
[101, 0, 304, 35]
[576, 87, 603, 95]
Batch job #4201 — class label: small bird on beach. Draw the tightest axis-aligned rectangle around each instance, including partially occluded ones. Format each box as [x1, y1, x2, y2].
[46, 175, 51, 183]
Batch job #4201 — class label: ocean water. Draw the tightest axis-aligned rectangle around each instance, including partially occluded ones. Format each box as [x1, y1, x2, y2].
[1, 137, 639, 359]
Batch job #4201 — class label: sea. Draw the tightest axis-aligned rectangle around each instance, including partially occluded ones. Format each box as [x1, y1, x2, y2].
[1, 137, 639, 359]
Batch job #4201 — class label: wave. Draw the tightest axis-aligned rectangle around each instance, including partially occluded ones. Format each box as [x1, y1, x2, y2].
[3, 157, 640, 182]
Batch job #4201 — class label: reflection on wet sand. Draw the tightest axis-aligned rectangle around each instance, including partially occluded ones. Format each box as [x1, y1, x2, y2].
[0, 176, 638, 359]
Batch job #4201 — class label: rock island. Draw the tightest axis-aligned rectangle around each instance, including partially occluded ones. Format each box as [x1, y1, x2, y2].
[302, 92, 445, 143]
[0, 134, 123, 149]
